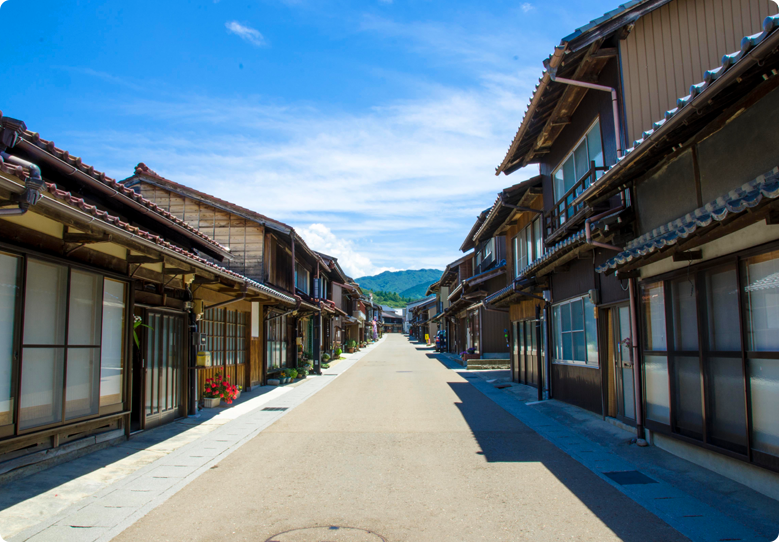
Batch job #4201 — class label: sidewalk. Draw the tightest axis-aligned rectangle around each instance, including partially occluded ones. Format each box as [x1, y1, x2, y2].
[434, 351, 779, 542]
[0, 337, 386, 542]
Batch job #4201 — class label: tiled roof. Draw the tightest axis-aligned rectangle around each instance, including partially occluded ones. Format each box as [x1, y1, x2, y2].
[518, 230, 587, 279]
[596, 168, 779, 273]
[580, 15, 779, 206]
[19, 134, 228, 252]
[472, 176, 543, 244]
[39, 179, 295, 304]
[129, 163, 332, 268]
[561, 0, 655, 44]
[131, 163, 293, 233]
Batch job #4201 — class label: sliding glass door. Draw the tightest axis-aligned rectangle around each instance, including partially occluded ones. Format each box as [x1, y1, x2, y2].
[143, 310, 186, 430]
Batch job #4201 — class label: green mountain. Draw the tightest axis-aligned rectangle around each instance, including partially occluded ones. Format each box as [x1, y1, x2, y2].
[356, 269, 442, 299]
[364, 290, 417, 309]
[399, 281, 436, 300]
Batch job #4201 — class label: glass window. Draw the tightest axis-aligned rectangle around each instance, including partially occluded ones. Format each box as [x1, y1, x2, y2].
[518, 229, 527, 272]
[533, 217, 543, 262]
[704, 266, 741, 351]
[552, 296, 598, 366]
[24, 260, 67, 345]
[749, 357, 779, 457]
[672, 356, 703, 439]
[644, 354, 670, 425]
[19, 348, 64, 429]
[295, 263, 309, 294]
[741, 250, 779, 351]
[68, 271, 102, 346]
[552, 120, 604, 203]
[0, 253, 21, 427]
[706, 356, 747, 453]
[671, 277, 698, 351]
[641, 282, 666, 351]
[65, 348, 100, 420]
[100, 280, 126, 407]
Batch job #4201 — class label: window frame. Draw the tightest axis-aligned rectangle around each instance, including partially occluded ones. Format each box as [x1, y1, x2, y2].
[0, 245, 132, 438]
[638, 241, 779, 473]
[551, 118, 604, 205]
[551, 295, 599, 367]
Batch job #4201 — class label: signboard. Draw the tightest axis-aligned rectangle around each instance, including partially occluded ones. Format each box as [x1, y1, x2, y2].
[196, 351, 211, 367]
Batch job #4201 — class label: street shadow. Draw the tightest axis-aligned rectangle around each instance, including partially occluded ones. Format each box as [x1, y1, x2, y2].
[441, 380, 687, 541]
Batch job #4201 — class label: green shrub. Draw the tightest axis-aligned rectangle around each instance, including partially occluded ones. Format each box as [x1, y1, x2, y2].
[288, 368, 298, 379]
[334, 348, 342, 357]
[321, 363, 330, 369]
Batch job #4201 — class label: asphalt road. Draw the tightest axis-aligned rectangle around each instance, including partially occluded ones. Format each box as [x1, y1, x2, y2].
[113, 335, 687, 542]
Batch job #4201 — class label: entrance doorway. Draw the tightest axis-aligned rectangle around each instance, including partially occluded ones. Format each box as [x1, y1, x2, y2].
[514, 318, 545, 389]
[137, 309, 187, 430]
[612, 304, 635, 422]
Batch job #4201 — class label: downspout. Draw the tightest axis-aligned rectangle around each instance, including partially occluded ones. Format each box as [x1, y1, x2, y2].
[629, 277, 646, 444]
[548, 69, 624, 158]
[0, 153, 45, 216]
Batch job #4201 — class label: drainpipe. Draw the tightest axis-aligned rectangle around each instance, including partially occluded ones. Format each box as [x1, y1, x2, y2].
[0, 153, 44, 216]
[629, 277, 646, 444]
[548, 70, 623, 158]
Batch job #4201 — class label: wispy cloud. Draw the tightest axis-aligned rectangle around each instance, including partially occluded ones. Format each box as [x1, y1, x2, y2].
[521, 3, 534, 13]
[297, 224, 397, 277]
[225, 21, 266, 47]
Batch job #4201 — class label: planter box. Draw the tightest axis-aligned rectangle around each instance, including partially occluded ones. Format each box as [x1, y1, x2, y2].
[203, 397, 221, 408]
[267, 378, 280, 386]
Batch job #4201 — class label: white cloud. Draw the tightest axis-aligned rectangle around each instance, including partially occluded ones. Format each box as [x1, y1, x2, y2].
[520, 3, 534, 13]
[297, 223, 398, 278]
[225, 21, 266, 47]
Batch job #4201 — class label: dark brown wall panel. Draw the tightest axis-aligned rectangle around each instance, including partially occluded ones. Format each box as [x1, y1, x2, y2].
[552, 363, 603, 415]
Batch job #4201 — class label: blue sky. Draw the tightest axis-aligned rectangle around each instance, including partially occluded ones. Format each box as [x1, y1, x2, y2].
[0, 0, 620, 278]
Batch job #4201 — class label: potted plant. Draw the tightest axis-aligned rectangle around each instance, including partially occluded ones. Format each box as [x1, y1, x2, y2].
[288, 368, 298, 381]
[298, 368, 308, 379]
[279, 369, 288, 384]
[322, 353, 331, 364]
[346, 340, 357, 354]
[321, 363, 330, 369]
[334, 348, 342, 359]
[203, 372, 239, 408]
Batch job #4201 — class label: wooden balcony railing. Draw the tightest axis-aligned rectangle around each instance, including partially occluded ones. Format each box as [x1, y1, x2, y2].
[545, 161, 607, 240]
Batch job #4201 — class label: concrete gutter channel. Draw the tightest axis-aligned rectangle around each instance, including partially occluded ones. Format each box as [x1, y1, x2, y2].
[434, 351, 779, 542]
[1, 337, 387, 542]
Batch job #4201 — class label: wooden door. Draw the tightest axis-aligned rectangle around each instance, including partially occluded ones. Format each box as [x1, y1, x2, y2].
[143, 311, 186, 430]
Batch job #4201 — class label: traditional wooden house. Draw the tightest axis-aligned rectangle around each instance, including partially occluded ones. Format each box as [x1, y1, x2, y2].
[0, 117, 293, 474]
[408, 296, 436, 342]
[122, 164, 329, 384]
[476, 178, 549, 397]
[491, 0, 777, 485]
[432, 253, 475, 355]
[495, 0, 775, 421]
[583, 11, 779, 476]
[455, 214, 511, 360]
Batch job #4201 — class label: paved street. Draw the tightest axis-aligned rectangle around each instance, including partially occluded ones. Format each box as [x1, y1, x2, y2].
[112, 335, 686, 542]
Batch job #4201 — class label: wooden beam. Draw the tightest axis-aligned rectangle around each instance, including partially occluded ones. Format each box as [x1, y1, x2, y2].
[591, 47, 618, 58]
[63, 232, 112, 244]
[127, 255, 163, 264]
[163, 266, 191, 275]
[672, 250, 703, 262]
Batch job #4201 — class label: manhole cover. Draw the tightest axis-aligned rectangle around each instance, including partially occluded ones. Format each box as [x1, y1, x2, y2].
[266, 526, 387, 541]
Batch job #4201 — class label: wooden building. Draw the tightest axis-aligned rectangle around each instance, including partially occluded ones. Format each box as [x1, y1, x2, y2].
[0, 118, 293, 474]
[491, 0, 778, 482]
[123, 164, 339, 383]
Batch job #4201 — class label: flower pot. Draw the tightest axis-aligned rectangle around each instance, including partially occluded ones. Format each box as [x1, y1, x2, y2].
[203, 397, 220, 408]
[234, 390, 241, 400]
[346, 348, 354, 353]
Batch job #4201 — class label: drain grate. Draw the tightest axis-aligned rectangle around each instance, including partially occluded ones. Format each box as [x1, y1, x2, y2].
[603, 470, 658, 485]
[262, 407, 289, 412]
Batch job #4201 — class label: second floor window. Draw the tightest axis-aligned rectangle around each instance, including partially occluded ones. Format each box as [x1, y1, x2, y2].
[514, 217, 543, 277]
[553, 119, 604, 204]
[295, 263, 309, 295]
